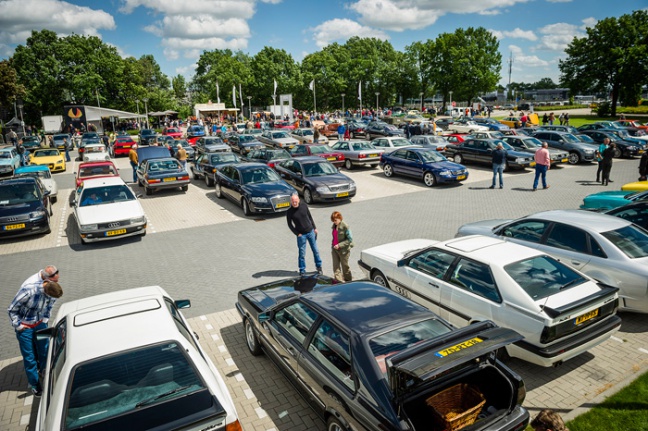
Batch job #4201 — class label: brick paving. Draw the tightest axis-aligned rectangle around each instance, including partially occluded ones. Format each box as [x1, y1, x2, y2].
[1, 148, 647, 430]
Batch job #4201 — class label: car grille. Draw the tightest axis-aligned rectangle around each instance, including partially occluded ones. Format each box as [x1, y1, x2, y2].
[98, 219, 132, 229]
[48, 163, 55, 170]
[451, 169, 466, 175]
[329, 184, 350, 192]
[0, 214, 30, 223]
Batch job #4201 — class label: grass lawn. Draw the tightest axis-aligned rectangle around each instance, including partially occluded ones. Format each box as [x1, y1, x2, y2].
[525, 370, 648, 431]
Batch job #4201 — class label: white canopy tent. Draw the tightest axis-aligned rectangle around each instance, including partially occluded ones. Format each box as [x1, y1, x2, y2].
[66, 105, 142, 133]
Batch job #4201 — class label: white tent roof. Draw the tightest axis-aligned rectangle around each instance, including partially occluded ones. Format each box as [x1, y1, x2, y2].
[83, 106, 141, 121]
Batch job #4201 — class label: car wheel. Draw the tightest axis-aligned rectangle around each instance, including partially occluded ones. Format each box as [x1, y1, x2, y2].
[568, 151, 580, 165]
[303, 188, 314, 204]
[242, 198, 252, 216]
[423, 172, 437, 187]
[613, 147, 622, 158]
[453, 153, 464, 164]
[351, 132, 355, 139]
[345, 159, 353, 170]
[145, 186, 152, 196]
[369, 163, 378, 168]
[504, 161, 511, 172]
[244, 319, 263, 356]
[192, 169, 200, 180]
[51, 196, 57, 204]
[205, 175, 214, 187]
[181, 185, 188, 192]
[215, 182, 224, 198]
[372, 270, 389, 288]
[327, 416, 345, 431]
[383, 164, 394, 177]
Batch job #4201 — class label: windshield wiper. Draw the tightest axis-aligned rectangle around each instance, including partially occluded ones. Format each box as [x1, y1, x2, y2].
[135, 385, 192, 408]
[560, 279, 583, 290]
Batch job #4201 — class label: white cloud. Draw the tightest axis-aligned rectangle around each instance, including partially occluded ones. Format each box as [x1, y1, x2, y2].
[581, 17, 597, 29]
[310, 19, 389, 48]
[163, 37, 249, 61]
[119, 0, 255, 17]
[175, 64, 197, 76]
[546, 0, 572, 3]
[0, 0, 115, 55]
[537, 22, 583, 51]
[509, 45, 549, 67]
[489, 28, 537, 41]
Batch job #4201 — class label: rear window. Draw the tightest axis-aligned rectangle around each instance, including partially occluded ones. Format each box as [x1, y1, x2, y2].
[601, 225, 648, 258]
[504, 256, 587, 300]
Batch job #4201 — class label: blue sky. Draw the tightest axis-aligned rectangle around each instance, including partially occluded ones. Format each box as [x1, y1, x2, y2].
[0, 0, 645, 87]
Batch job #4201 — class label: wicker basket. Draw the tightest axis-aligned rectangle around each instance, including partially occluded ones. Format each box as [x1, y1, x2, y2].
[426, 383, 486, 431]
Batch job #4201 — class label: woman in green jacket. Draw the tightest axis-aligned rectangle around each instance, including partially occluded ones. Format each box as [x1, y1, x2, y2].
[331, 211, 353, 282]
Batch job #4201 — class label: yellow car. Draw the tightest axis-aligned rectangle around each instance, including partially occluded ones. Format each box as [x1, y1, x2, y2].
[29, 148, 66, 172]
[621, 181, 648, 192]
[499, 116, 521, 128]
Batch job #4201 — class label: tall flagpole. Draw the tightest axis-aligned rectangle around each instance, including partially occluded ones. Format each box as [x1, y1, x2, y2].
[313, 81, 317, 113]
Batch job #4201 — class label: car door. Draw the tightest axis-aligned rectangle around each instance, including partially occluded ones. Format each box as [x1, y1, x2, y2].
[291, 161, 308, 193]
[461, 140, 479, 162]
[403, 150, 425, 178]
[538, 222, 593, 270]
[291, 145, 308, 158]
[388, 149, 409, 175]
[218, 165, 236, 202]
[193, 154, 205, 176]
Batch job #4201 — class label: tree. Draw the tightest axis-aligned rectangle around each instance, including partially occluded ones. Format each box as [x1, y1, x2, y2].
[249, 47, 301, 109]
[193, 49, 252, 109]
[559, 10, 648, 115]
[532, 78, 558, 90]
[0, 60, 25, 112]
[172, 75, 187, 100]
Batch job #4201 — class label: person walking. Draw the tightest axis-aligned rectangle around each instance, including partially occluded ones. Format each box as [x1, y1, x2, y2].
[542, 113, 548, 126]
[330, 211, 353, 282]
[7, 266, 63, 397]
[128, 143, 138, 183]
[532, 142, 551, 191]
[313, 127, 320, 144]
[286, 194, 322, 276]
[548, 112, 555, 125]
[601, 142, 616, 186]
[595, 138, 609, 183]
[489, 142, 507, 189]
[63, 137, 71, 162]
[337, 123, 346, 142]
[175, 143, 188, 169]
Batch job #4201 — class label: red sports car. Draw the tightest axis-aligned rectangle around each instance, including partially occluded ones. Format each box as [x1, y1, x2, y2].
[111, 136, 137, 157]
[289, 144, 345, 167]
[162, 127, 184, 139]
[444, 133, 467, 145]
[75, 161, 120, 187]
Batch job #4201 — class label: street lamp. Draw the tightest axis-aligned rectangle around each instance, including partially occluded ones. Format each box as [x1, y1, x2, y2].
[135, 99, 140, 129]
[142, 98, 149, 129]
[419, 92, 424, 112]
[375, 92, 380, 110]
[16, 99, 26, 136]
[247, 96, 252, 120]
[449, 91, 453, 115]
[341, 93, 345, 113]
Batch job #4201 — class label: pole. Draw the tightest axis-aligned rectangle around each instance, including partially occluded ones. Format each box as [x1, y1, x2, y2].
[341, 93, 345, 114]
[313, 82, 317, 114]
[420, 92, 424, 111]
[273, 94, 276, 118]
[375, 92, 379, 110]
[247, 96, 252, 120]
[449, 91, 453, 116]
[143, 98, 149, 129]
[135, 99, 140, 129]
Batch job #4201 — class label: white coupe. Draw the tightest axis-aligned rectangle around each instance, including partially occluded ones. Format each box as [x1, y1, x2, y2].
[447, 120, 490, 134]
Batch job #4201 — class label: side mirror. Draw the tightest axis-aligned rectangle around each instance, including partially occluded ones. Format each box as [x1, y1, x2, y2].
[259, 311, 272, 323]
[36, 326, 55, 341]
[174, 299, 191, 309]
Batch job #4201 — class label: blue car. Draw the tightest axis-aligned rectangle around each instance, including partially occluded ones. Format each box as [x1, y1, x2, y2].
[580, 190, 648, 210]
[380, 147, 468, 187]
[187, 125, 206, 139]
[0, 146, 21, 176]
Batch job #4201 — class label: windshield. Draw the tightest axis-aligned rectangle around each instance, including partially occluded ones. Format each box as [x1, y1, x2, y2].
[562, 134, 581, 143]
[304, 161, 338, 177]
[309, 145, 331, 155]
[34, 150, 60, 157]
[80, 184, 135, 206]
[504, 256, 587, 300]
[148, 160, 181, 171]
[241, 167, 281, 184]
[272, 132, 290, 139]
[205, 138, 224, 145]
[351, 141, 375, 150]
[238, 135, 257, 143]
[419, 151, 447, 163]
[267, 150, 291, 159]
[86, 146, 105, 153]
[575, 134, 594, 143]
[79, 165, 118, 178]
[166, 128, 179, 133]
[601, 225, 648, 259]
[0, 183, 40, 204]
[523, 137, 543, 147]
[369, 319, 452, 376]
[210, 153, 239, 164]
[391, 138, 412, 147]
[0, 152, 12, 159]
[426, 136, 448, 144]
[300, 130, 314, 136]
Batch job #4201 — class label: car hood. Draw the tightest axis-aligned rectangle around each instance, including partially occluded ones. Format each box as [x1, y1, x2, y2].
[423, 160, 465, 170]
[32, 156, 63, 163]
[621, 181, 648, 192]
[40, 178, 57, 194]
[239, 275, 335, 312]
[456, 219, 510, 237]
[243, 181, 294, 196]
[274, 137, 298, 144]
[388, 321, 522, 398]
[0, 159, 15, 166]
[363, 239, 438, 263]
[76, 200, 145, 224]
[507, 149, 534, 159]
[306, 173, 353, 186]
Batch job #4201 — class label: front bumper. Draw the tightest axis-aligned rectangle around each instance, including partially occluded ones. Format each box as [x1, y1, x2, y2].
[313, 188, 356, 202]
[0, 216, 50, 239]
[248, 195, 293, 213]
[80, 222, 147, 242]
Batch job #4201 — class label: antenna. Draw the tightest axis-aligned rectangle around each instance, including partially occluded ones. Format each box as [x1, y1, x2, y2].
[507, 52, 513, 101]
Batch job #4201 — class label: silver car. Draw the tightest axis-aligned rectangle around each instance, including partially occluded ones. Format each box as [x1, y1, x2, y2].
[456, 209, 648, 313]
[329, 140, 384, 169]
[502, 136, 570, 166]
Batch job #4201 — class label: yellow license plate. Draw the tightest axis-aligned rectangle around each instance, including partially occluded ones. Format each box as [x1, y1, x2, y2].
[163, 177, 176, 182]
[276, 202, 290, 208]
[123, 145, 131, 148]
[4, 223, 26, 231]
[575, 309, 599, 325]
[435, 337, 483, 357]
[561, 158, 568, 163]
[369, 154, 378, 158]
[327, 157, 336, 161]
[336, 192, 349, 198]
[457, 175, 466, 180]
[639, 150, 646, 154]
[529, 162, 536, 167]
[106, 229, 127, 236]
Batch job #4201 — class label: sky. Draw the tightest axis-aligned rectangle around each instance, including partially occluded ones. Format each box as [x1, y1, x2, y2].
[0, 0, 646, 89]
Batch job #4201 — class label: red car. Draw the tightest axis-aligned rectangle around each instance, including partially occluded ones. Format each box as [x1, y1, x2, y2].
[75, 161, 120, 187]
[162, 127, 184, 139]
[444, 133, 467, 145]
[289, 144, 345, 167]
[616, 120, 648, 130]
[111, 136, 136, 157]
[274, 121, 296, 130]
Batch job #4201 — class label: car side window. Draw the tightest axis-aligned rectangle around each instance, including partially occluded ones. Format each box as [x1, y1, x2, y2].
[274, 302, 318, 345]
[406, 151, 420, 162]
[545, 223, 589, 254]
[50, 317, 67, 397]
[589, 235, 607, 258]
[231, 169, 240, 182]
[164, 299, 201, 351]
[392, 149, 407, 159]
[449, 258, 501, 302]
[409, 248, 456, 279]
[499, 220, 549, 243]
[307, 320, 355, 391]
[292, 161, 302, 174]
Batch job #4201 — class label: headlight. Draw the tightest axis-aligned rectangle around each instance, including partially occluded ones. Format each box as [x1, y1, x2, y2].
[58, 159, 64, 163]
[629, 146, 637, 151]
[515, 158, 524, 163]
[439, 170, 451, 176]
[30, 210, 46, 218]
[585, 149, 594, 154]
[80, 224, 98, 232]
[249, 196, 268, 203]
[316, 186, 329, 193]
[130, 216, 146, 224]
[349, 182, 356, 190]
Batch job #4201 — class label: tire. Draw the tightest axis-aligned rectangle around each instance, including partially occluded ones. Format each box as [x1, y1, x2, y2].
[244, 319, 263, 356]
[613, 147, 622, 158]
[369, 164, 378, 168]
[51, 196, 57, 204]
[303, 188, 314, 204]
[326, 416, 345, 431]
[453, 153, 464, 164]
[192, 169, 200, 180]
[383, 164, 394, 177]
[568, 151, 580, 165]
[504, 161, 511, 172]
[181, 185, 188, 192]
[423, 172, 437, 187]
[215, 182, 224, 199]
[205, 175, 214, 187]
[145, 186, 152, 196]
[242, 198, 252, 216]
[345, 159, 353, 170]
[372, 270, 389, 288]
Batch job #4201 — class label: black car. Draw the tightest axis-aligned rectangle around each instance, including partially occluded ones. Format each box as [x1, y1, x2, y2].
[191, 152, 240, 186]
[434, 118, 454, 131]
[444, 138, 535, 171]
[236, 276, 529, 431]
[0, 176, 51, 239]
[346, 121, 367, 138]
[242, 147, 292, 169]
[228, 134, 265, 155]
[366, 121, 404, 140]
[138, 129, 158, 146]
[169, 139, 196, 161]
[275, 156, 356, 204]
[214, 163, 294, 216]
[195, 137, 230, 156]
[578, 130, 641, 158]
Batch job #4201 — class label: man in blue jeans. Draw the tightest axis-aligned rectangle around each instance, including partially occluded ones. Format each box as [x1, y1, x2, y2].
[489, 142, 507, 189]
[7, 266, 63, 397]
[286, 194, 323, 276]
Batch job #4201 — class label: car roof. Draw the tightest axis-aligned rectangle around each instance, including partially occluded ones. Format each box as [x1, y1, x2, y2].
[524, 209, 631, 232]
[301, 281, 436, 336]
[294, 156, 326, 163]
[442, 235, 542, 265]
[80, 176, 127, 188]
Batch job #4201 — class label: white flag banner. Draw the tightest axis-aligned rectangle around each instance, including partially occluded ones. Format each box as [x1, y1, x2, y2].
[216, 80, 220, 104]
[232, 85, 237, 107]
[273, 79, 278, 95]
[358, 81, 362, 101]
[239, 83, 243, 108]
[309, 80, 314, 91]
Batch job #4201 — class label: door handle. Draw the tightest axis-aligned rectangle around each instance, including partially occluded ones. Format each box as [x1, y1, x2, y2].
[428, 282, 439, 288]
[571, 260, 582, 266]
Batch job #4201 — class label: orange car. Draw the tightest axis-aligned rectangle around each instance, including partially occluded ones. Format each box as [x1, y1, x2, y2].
[616, 120, 648, 130]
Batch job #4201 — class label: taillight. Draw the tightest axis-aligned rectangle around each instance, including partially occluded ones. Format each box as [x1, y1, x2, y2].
[338, 155, 344, 160]
[268, 162, 275, 168]
[359, 154, 366, 159]
[179, 175, 189, 181]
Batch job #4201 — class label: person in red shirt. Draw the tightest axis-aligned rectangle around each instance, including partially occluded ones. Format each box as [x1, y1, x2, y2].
[532, 142, 551, 191]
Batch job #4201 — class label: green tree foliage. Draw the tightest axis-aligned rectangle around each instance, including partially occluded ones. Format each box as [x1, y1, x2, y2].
[0, 60, 25, 111]
[249, 47, 301, 108]
[560, 10, 648, 115]
[172, 75, 188, 99]
[532, 77, 558, 90]
[193, 49, 252, 108]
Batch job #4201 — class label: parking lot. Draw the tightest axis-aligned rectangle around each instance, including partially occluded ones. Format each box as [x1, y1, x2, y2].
[1, 146, 648, 430]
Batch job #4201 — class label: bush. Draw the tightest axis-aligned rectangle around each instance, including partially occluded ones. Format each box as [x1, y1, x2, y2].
[596, 102, 611, 117]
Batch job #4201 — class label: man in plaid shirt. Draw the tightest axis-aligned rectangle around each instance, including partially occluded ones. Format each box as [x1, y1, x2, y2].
[7, 266, 63, 397]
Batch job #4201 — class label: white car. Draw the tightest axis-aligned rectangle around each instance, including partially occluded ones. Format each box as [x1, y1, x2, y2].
[82, 143, 111, 162]
[370, 136, 416, 154]
[290, 127, 329, 144]
[359, 235, 621, 367]
[14, 165, 58, 203]
[35, 286, 241, 431]
[447, 120, 490, 134]
[73, 177, 146, 243]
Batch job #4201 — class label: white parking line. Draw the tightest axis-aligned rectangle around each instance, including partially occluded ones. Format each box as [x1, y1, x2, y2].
[639, 348, 648, 355]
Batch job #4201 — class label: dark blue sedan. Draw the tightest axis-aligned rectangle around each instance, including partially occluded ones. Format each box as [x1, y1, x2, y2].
[214, 163, 294, 216]
[380, 147, 468, 187]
